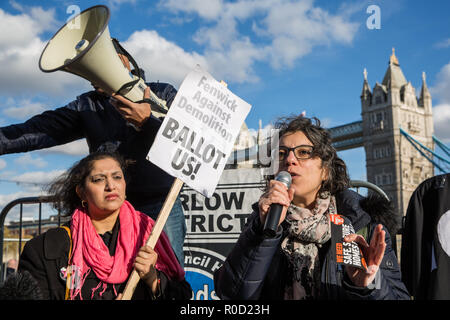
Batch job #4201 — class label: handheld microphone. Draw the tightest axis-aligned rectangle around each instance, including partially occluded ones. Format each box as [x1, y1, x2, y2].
[263, 171, 292, 238]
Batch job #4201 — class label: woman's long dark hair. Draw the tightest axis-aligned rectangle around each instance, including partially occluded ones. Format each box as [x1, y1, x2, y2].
[274, 114, 350, 195]
[46, 151, 129, 216]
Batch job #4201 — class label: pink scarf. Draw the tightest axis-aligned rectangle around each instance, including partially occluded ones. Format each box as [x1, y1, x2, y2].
[68, 200, 184, 299]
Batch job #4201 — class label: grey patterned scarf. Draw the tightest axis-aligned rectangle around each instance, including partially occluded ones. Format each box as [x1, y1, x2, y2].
[281, 195, 335, 300]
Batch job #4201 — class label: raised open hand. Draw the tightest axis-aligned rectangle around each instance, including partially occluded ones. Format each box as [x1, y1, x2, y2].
[344, 224, 386, 287]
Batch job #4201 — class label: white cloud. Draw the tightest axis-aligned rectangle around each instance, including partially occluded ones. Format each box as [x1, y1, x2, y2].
[123, 30, 210, 87]
[0, 190, 57, 223]
[13, 169, 65, 188]
[106, 0, 138, 9]
[320, 117, 334, 128]
[162, 0, 224, 20]
[254, 1, 358, 68]
[0, 7, 87, 97]
[430, 61, 450, 143]
[433, 104, 450, 143]
[39, 139, 89, 157]
[14, 154, 47, 169]
[2, 99, 46, 119]
[435, 38, 450, 49]
[430, 62, 450, 104]
[0, 2, 57, 47]
[0, 159, 6, 170]
[0, 169, 65, 206]
[201, 39, 266, 83]
[0, 191, 40, 210]
[0, 1, 359, 96]
[160, 0, 359, 82]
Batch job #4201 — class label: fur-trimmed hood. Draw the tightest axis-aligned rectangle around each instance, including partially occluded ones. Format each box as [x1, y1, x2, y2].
[336, 189, 401, 237]
[360, 192, 402, 236]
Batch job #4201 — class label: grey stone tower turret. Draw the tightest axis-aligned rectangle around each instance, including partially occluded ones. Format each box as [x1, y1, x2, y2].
[361, 49, 434, 217]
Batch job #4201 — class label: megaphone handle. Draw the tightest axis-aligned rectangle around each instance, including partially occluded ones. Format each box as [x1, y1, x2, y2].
[137, 97, 168, 115]
[111, 38, 143, 79]
[116, 79, 140, 96]
[112, 38, 168, 113]
[112, 38, 143, 98]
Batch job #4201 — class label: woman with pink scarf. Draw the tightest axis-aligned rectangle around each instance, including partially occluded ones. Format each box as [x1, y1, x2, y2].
[18, 152, 191, 300]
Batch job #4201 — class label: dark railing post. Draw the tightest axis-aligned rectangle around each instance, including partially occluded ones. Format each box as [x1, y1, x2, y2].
[38, 202, 42, 235]
[0, 196, 57, 284]
[18, 203, 23, 262]
[0, 222, 3, 285]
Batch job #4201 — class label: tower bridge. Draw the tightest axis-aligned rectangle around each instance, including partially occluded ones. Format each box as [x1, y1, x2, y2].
[331, 49, 435, 217]
[231, 49, 447, 218]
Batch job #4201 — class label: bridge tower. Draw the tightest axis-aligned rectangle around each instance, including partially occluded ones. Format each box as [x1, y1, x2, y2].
[360, 49, 434, 216]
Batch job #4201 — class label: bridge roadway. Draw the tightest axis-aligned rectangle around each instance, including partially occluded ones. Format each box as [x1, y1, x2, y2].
[227, 120, 364, 166]
[327, 120, 363, 151]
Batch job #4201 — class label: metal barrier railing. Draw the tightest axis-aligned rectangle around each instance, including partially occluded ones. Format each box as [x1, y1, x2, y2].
[349, 180, 390, 201]
[349, 180, 402, 258]
[0, 181, 396, 284]
[0, 196, 65, 284]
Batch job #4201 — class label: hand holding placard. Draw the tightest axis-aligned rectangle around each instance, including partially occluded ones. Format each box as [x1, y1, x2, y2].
[121, 66, 251, 299]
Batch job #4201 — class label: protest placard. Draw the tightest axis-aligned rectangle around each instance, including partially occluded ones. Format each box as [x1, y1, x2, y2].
[122, 66, 251, 299]
[147, 65, 252, 197]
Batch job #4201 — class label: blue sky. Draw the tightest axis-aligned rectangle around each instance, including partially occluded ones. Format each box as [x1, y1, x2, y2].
[1, 0, 450, 220]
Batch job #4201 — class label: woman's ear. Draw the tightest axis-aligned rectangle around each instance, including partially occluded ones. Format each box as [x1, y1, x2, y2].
[75, 185, 84, 201]
[321, 166, 330, 182]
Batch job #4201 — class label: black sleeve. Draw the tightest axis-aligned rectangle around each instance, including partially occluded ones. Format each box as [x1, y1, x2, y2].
[148, 82, 178, 108]
[0, 104, 83, 155]
[17, 237, 51, 300]
[158, 271, 192, 300]
[138, 114, 163, 139]
[401, 182, 428, 298]
[132, 270, 192, 300]
[214, 211, 283, 300]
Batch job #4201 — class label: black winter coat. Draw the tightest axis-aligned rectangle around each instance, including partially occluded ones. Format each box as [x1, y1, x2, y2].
[214, 189, 410, 300]
[401, 173, 450, 299]
[18, 221, 192, 300]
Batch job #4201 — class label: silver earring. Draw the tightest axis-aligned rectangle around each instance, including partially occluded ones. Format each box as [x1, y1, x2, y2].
[319, 190, 330, 199]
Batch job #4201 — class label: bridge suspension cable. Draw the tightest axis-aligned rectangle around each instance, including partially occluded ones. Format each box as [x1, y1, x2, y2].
[399, 128, 450, 174]
[0, 179, 46, 186]
[433, 135, 450, 158]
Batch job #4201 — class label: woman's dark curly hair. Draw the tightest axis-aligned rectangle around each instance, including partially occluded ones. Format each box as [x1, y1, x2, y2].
[46, 151, 130, 216]
[273, 114, 350, 195]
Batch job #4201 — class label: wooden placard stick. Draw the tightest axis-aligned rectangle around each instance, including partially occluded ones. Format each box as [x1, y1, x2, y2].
[121, 177, 184, 300]
[121, 80, 228, 299]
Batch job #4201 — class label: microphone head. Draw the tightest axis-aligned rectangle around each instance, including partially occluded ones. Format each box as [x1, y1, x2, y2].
[275, 171, 292, 188]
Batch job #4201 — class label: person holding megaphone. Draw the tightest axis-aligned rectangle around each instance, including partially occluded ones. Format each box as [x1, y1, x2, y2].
[0, 5, 187, 270]
[214, 114, 410, 300]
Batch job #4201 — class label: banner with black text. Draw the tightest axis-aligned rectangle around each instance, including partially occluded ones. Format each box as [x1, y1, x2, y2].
[181, 167, 265, 300]
[148, 66, 252, 197]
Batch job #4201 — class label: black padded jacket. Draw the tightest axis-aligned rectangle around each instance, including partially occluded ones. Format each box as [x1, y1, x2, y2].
[214, 189, 411, 300]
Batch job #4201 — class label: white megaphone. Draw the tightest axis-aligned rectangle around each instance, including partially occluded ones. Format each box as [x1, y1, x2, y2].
[39, 5, 168, 118]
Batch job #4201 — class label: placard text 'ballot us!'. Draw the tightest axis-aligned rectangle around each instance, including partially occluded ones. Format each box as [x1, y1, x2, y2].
[148, 66, 252, 198]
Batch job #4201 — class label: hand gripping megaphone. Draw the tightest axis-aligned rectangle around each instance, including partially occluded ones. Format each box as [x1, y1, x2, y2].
[39, 5, 168, 118]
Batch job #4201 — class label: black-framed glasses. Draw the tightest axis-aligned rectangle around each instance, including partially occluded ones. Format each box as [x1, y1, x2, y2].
[278, 145, 315, 161]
